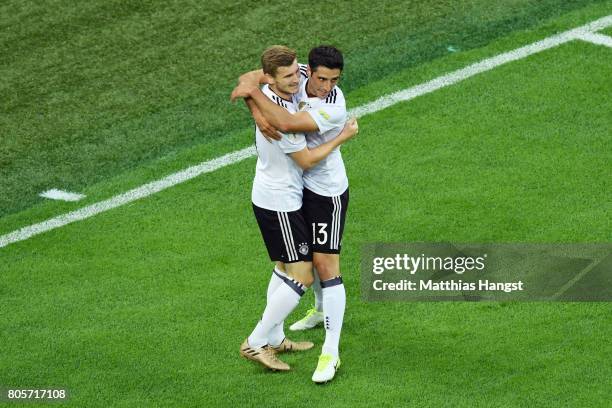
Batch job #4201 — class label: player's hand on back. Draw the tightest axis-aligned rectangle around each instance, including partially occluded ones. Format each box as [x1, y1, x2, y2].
[339, 117, 358, 142]
[255, 114, 282, 142]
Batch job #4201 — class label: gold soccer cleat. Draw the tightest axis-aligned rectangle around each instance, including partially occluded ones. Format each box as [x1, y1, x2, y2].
[271, 337, 314, 353]
[240, 339, 290, 371]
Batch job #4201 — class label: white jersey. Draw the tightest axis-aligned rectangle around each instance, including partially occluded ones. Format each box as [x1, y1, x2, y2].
[295, 64, 348, 196]
[251, 85, 307, 212]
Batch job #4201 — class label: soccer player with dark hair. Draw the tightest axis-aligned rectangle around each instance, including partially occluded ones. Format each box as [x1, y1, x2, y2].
[233, 46, 357, 373]
[232, 45, 352, 382]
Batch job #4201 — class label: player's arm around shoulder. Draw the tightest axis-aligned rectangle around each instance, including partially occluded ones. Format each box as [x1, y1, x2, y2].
[238, 69, 268, 86]
[307, 96, 347, 135]
[290, 118, 358, 170]
[246, 99, 282, 142]
[275, 111, 319, 134]
[276, 97, 346, 134]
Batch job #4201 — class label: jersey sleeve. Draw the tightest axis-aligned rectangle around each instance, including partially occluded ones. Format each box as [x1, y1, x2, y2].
[298, 63, 308, 78]
[278, 132, 307, 154]
[306, 103, 346, 134]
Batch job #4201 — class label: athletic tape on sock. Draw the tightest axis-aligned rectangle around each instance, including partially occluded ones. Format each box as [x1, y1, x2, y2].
[320, 276, 343, 288]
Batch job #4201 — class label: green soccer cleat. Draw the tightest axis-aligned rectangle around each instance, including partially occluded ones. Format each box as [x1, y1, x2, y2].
[289, 308, 324, 331]
[312, 353, 341, 383]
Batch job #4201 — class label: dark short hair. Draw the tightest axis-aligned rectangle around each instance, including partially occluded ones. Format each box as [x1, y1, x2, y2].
[308, 45, 343, 72]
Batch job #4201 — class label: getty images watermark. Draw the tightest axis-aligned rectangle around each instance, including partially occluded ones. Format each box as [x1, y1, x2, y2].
[372, 252, 524, 293]
[361, 243, 612, 301]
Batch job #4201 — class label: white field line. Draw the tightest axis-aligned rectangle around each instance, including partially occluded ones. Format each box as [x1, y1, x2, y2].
[575, 32, 612, 48]
[350, 15, 612, 117]
[550, 255, 605, 300]
[0, 147, 255, 248]
[40, 189, 86, 202]
[1, 15, 611, 250]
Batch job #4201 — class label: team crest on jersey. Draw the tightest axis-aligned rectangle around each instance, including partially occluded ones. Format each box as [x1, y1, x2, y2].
[298, 242, 309, 255]
[298, 101, 310, 111]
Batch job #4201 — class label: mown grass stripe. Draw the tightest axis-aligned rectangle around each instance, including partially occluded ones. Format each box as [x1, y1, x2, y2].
[0, 147, 255, 248]
[350, 15, 612, 117]
[1, 14, 610, 250]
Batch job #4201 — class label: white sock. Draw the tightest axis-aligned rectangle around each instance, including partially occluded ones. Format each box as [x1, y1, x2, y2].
[312, 268, 324, 312]
[267, 267, 287, 346]
[321, 278, 345, 358]
[248, 278, 306, 348]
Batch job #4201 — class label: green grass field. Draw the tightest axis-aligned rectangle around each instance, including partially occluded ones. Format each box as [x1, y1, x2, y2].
[1, 0, 607, 218]
[1, 1, 611, 407]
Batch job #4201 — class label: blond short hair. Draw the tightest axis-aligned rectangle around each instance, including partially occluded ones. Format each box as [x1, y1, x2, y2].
[261, 45, 297, 76]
